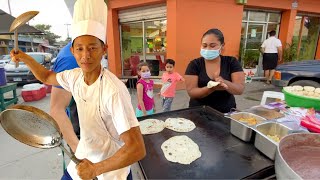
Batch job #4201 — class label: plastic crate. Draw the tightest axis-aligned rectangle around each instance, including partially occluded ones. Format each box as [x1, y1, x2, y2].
[283, 88, 320, 110]
[21, 86, 46, 102]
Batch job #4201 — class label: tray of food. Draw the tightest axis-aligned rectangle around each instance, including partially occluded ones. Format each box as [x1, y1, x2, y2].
[254, 122, 292, 160]
[227, 112, 267, 142]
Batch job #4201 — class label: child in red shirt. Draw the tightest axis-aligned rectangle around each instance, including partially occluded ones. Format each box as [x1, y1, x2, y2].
[160, 59, 185, 112]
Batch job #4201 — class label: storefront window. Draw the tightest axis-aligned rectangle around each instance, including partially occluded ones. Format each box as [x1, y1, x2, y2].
[241, 10, 281, 71]
[120, 22, 143, 76]
[120, 19, 167, 76]
[293, 15, 320, 60]
[242, 11, 248, 21]
[249, 11, 267, 22]
[145, 20, 167, 75]
[269, 13, 281, 23]
[266, 24, 279, 38]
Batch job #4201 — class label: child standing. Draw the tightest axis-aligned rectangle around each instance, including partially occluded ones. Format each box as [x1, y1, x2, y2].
[136, 62, 155, 117]
[160, 59, 185, 112]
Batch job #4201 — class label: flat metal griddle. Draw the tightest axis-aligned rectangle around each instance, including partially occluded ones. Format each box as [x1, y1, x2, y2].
[138, 106, 274, 179]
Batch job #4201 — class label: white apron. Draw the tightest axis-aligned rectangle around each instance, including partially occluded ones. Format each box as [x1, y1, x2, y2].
[67, 73, 129, 180]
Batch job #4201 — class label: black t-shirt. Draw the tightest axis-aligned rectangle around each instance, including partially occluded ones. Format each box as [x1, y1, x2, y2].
[185, 56, 243, 113]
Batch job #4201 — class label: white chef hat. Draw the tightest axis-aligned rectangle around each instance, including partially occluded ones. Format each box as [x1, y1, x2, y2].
[71, 0, 107, 44]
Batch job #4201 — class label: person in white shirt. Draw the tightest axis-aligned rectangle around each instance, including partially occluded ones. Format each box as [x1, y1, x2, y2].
[10, 0, 146, 179]
[260, 30, 283, 84]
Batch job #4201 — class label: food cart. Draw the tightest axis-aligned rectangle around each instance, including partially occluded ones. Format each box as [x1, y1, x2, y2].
[132, 85, 320, 179]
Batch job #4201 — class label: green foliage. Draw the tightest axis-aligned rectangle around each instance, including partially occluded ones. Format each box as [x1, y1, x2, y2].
[33, 24, 61, 45]
[283, 42, 297, 62]
[243, 50, 260, 68]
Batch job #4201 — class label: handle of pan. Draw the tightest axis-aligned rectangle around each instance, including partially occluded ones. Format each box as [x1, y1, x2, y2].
[59, 144, 98, 180]
[13, 30, 19, 68]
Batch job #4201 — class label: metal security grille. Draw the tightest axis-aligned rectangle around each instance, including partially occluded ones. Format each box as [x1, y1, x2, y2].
[118, 4, 166, 23]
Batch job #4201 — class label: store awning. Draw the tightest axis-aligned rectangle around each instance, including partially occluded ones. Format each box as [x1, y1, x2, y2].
[0, 9, 43, 35]
[39, 44, 57, 49]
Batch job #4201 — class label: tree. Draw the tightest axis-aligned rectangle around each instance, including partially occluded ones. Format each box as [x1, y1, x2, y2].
[33, 24, 61, 45]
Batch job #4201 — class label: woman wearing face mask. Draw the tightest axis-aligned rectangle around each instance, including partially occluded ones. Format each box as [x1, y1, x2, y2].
[185, 28, 245, 113]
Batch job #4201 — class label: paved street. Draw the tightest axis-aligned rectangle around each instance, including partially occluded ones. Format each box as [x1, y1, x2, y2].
[0, 81, 281, 179]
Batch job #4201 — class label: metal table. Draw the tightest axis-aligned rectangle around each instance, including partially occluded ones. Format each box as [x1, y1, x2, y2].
[137, 106, 274, 179]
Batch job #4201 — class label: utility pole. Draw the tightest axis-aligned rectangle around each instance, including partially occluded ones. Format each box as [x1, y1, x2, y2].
[7, 0, 14, 51]
[64, 23, 71, 40]
[7, 0, 12, 14]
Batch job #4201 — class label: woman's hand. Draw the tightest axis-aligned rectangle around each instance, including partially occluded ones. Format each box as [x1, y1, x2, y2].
[76, 159, 98, 180]
[10, 49, 33, 63]
[215, 76, 228, 90]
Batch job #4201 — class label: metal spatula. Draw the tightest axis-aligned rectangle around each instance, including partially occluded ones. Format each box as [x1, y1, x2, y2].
[9, 11, 39, 68]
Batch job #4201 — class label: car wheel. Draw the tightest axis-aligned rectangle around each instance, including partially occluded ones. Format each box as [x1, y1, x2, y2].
[290, 80, 320, 88]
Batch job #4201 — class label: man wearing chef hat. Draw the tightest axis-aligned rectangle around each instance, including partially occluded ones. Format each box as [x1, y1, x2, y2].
[10, 0, 146, 179]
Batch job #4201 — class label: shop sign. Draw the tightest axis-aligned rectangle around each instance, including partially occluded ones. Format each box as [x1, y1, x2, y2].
[292, 1, 298, 9]
[251, 29, 257, 38]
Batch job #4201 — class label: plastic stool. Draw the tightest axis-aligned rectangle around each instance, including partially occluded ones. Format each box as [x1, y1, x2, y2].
[260, 91, 284, 105]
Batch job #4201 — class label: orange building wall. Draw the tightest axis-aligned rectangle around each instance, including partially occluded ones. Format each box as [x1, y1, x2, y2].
[168, 0, 244, 77]
[298, 0, 320, 14]
[107, 9, 121, 76]
[246, 0, 292, 10]
[278, 9, 297, 56]
[107, 0, 320, 77]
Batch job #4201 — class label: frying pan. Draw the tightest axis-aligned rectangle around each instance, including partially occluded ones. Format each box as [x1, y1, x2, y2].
[9, 11, 39, 68]
[0, 105, 97, 180]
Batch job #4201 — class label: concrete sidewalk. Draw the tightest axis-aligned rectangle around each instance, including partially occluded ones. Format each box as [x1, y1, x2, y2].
[0, 81, 281, 179]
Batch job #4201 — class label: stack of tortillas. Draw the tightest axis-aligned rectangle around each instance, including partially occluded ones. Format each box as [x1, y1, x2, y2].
[161, 135, 201, 164]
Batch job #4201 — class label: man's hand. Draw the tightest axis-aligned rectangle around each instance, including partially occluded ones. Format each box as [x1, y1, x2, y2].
[10, 49, 33, 63]
[76, 159, 98, 180]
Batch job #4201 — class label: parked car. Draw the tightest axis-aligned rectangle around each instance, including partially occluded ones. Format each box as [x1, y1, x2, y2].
[272, 60, 320, 88]
[4, 52, 52, 83]
[0, 54, 11, 66]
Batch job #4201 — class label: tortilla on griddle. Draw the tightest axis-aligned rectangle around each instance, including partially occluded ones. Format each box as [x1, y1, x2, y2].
[139, 119, 165, 135]
[161, 135, 201, 165]
[165, 117, 196, 132]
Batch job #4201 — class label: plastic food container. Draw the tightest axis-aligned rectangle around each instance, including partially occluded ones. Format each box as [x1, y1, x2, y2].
[283, 88, 320, 110]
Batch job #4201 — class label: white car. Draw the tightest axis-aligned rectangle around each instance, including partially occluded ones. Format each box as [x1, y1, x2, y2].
[0, 55, 11, 66]
[4, 52, 53, 83]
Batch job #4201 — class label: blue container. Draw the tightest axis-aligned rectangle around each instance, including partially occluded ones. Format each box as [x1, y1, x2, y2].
[0, 67, 7, 86]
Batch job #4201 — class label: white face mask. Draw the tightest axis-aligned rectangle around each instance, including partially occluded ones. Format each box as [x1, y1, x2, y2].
[200, 47, 221, 60]
[141, 71, 151, 79]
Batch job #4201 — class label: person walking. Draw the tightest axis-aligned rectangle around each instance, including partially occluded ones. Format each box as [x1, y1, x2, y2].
[260, 30, 282, 84]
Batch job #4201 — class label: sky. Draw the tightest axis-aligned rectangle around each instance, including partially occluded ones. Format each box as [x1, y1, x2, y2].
[0, 0, 73, 41]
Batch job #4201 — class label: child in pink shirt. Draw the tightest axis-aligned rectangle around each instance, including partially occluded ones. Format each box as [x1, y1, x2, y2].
[160, 59, 185, 112]
[136, 62, 155, 117]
